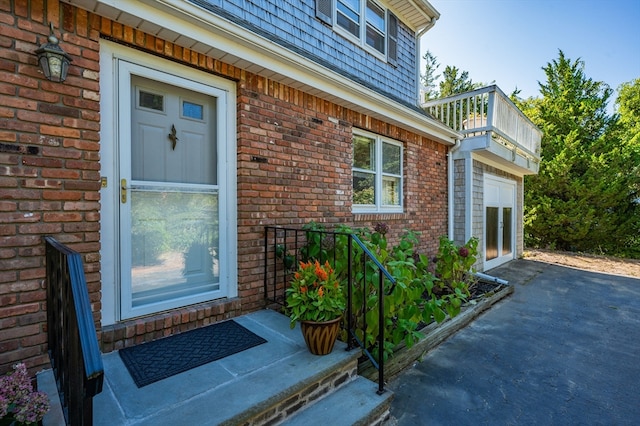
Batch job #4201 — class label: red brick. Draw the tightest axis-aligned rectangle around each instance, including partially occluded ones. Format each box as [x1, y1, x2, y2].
[16, 87, 59, 103]
[0, 302, 39, 319]
[40, 124, 81, 138]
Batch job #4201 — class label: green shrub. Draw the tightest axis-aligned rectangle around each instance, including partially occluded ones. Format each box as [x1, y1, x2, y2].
[297, 222, 478, 361]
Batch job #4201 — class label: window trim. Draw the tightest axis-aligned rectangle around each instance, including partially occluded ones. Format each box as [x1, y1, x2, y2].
[318, 0, 397, 64]
[335, 0, 386, 60]
[352, 130, 404, 213]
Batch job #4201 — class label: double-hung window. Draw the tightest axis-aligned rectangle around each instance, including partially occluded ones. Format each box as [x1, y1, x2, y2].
[317, 0, 398, 64]
[352, 131, 403, 213]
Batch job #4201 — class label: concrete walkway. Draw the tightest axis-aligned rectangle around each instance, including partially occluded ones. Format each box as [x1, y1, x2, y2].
[387, 259, 640, 425]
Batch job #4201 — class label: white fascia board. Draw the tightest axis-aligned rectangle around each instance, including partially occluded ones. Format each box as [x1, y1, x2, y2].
[78, 0, 458, 144]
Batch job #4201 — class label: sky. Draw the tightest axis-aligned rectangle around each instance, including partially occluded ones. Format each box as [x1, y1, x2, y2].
[421, 0, 640, 109]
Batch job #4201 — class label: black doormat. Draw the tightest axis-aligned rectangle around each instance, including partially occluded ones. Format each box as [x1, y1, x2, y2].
[119, 320, 267, 387]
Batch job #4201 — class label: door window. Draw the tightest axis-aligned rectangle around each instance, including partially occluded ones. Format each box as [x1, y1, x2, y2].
[486, 207, 499, 261]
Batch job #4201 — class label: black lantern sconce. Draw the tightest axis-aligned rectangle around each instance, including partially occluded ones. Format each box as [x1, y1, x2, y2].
[35, 22, 72, 82]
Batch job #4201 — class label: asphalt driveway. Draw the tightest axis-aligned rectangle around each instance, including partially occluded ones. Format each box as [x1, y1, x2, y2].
[387, 259, 640, 425]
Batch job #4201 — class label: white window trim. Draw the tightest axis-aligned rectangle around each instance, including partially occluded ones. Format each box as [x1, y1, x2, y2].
[334, 0, 387, 61]
[352, 130, 404, 213]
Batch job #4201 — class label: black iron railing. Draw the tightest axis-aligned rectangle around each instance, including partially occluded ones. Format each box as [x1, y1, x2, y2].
[45, 237, 104, 426]
[264, 226, 396, 394]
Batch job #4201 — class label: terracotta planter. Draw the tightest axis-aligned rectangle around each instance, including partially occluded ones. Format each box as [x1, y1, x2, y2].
[300, 317, 342, 355]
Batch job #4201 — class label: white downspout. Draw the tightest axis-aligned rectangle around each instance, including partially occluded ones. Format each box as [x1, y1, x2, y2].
[448, 138, 462, 239]
[415, 17, 438, 105]
[464, 151, 473, 243]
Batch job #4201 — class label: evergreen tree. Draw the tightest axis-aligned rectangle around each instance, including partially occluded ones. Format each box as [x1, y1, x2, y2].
[524, 51, 638, 256]
[420, 52, 481, 101]
[421, 50, 440, 102]
[609, 79, 640, 255]
[439, 65, 477, 97]
[616, 79, 640, 145]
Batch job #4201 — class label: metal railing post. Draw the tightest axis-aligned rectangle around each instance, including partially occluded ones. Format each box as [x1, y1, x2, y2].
[263, 226, 396, 394]
[377, 272, 385, 394]
[45, 237, 104, 426]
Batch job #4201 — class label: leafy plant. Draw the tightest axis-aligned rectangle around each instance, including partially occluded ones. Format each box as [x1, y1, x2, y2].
[434, 236, 478, 295]
[275, 244, 296, 270]
[285, 260, 346, 329]
[348, 227, 474, 361]
[299, 222, 332, 263]
[294, 222, 477, 362]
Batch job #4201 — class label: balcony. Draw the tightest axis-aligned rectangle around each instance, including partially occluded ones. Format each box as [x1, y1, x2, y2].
[423, 85, 542, 175]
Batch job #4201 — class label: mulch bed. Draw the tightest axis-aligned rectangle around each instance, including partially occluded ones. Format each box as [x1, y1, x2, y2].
[468, 280, 505, 301]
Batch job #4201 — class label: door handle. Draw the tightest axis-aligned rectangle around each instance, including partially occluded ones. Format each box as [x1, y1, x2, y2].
[121, 179, 127, 203]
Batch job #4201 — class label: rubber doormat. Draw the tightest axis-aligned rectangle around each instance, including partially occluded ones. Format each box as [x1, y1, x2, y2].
[119, 320, 267, 387]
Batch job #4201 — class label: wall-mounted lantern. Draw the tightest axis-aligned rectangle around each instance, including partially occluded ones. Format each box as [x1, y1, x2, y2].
[35, 23, 72, 82]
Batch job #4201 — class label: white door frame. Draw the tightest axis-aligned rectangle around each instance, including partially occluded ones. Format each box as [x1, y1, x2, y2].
[483, 175, 516, 270]
[99, 41, 237, 325]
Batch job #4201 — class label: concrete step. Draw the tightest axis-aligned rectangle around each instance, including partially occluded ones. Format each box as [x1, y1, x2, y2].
[39, 310, 388, 425]
[279, 376, 394, 426]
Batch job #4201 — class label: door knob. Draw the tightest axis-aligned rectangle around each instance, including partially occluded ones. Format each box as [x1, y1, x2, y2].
[168, 124, 179, 150]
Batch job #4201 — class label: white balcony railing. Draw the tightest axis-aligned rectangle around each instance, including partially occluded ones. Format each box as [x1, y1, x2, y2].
[423, 85, 542, 161]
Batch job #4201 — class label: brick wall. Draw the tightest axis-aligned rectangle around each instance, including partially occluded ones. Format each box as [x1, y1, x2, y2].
[0, 0, 449, 375]
[236, 81, 449, 312]
[0, 0, 102, 375]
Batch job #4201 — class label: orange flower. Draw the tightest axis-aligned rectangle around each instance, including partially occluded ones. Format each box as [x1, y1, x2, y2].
[318, 286, 324, 297]
[324, 261, 334, 274]
[315, 268, 328, 282]
[300, 286, 307, 293]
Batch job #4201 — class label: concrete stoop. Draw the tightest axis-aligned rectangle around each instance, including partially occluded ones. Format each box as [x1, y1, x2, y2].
[39, 310, 391, 425]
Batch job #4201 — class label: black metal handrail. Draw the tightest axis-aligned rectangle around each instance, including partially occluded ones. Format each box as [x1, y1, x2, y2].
[264, 226, 396, 394]
[45, 237, 104, 425]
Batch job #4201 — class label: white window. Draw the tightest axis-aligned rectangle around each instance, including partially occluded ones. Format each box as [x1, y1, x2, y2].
[317, 0, 398, 64]
[364, 0, 385, 53]
[352, 131, 403, 212]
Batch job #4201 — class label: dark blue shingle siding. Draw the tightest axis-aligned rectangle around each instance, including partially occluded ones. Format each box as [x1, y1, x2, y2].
[189, 0, 419, 108]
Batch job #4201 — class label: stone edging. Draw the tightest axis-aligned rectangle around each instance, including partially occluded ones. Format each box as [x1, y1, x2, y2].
[359, 284, 515, 382]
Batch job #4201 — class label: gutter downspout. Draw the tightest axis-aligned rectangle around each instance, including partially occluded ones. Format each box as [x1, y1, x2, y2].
[448, 138, 462, 240]
[415, 16, 438, 105]
[474, 272, 509, 286]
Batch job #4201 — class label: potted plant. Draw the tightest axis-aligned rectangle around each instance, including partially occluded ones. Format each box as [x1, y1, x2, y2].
[285, 260, 346, 355]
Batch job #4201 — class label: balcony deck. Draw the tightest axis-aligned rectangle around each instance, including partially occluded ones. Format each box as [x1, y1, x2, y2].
[423, 85, 542, 175]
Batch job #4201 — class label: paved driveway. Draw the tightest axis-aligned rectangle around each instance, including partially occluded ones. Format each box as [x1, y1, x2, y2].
[387, 259, 640, 425]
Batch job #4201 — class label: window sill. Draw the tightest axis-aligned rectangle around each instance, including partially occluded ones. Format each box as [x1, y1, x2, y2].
[353, 212, 406, 222]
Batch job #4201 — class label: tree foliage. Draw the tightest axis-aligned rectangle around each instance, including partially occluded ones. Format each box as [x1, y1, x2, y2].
[616, 79, 640, 145]
[439, 65, 478, 97]
[523, 51, 640, 256]
[611, 79, 640, 254]
[420, 50, 482, 100]
[420, 50, 440, 102]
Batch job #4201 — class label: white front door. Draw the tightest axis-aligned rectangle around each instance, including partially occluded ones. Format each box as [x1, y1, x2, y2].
[99, 43, 237, 324]
[484, 176, 515, 270]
